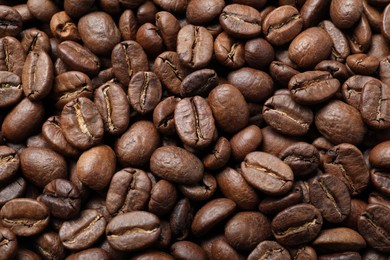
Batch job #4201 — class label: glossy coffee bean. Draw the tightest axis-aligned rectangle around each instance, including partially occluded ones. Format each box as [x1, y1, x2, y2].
[148, 179, 177, 216]
[0, 6, 22, 38]
[0, 177, 26, 207]
[230, 125, 262, 162]
[214, 32, 245, 69]
[0, 71, 22, 109]
[179, 173, 217, 202]
[244, 38, 274, 69]
[171, 241, 207, 260]
[248, 240, 290, 260]
[0, 145, 19, 183]
[202, 137, 232, 170]
[66, 248, 109, 260]
[0, 227, 17, 259]
[330, 0, 363, 29]
[180, 69, 218, 97]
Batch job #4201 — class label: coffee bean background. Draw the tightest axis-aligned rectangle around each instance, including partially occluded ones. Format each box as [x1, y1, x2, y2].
[0, 0, 390, 259]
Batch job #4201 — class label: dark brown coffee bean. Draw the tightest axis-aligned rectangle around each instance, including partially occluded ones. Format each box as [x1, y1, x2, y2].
[214, 32, 245, 69]
[368, 34, 390, 61]
[370, 141, 390, 169]
[59, 209, 106, 250]
[0, 36, 25, 78]
[22, 50, 53, 101]
[289, 71, 340, 105]
[380, 55, 390, 85]
[191, 198, 236, 237]
[50, 11, 80, 41]
[313, 227, 366, 253]
[118, 9, 137, 41]
[314, 60, 350, 82]
[137, 1, 158, 24]
[21, 29, 51, 54]
[0, 177, 26, 207]
[33, 231, 66, 260]
[220, 4, 262, 38]
[153, 96, 180, 136]
[57, 41, 100, 77]
[150, 146, 204, 184]
[341, 75, 377, 110]
[362, 249, 389, 260]
[341, 199, 368, 230]
[136, 23, 163, 57]
[94, 82, 130, 135]
[272, 203, 323, 246]
[177, 25, 213, 69]
[78, 11, 121, 56]
[203, 137, 231, 170]
[383, 4, 390, 41]
[370, 168, 390, 197]
[64, 0, 94, 19]
[0, 227, 17, 259]
[171, 241, 207, 260]
[76, 145, 116, 191]
[288, 27, 333, 69]
[153, 0, 188, 14]
[111, 41, 149, 86]
[211, 238, 241, 260]
[262, 5, 303, 46]
[300, 0, 329, 29]
[216, 167, 260, 210]
[229, 125, 262, 162]
[0, 146, 19, 183]
[60, 97, 104, 150]
[20, 147, 67, 188]
[0, 6, 22, 38]
[269, 61, 299, 88]
[66, 248, 109, 260]
[186, 0, 225, 25]
[261, 126, 300, 157]
[107, 211, 160, 252]
[27, 0, 60, 22]
[323, 143, 370, 195]
[244, 38, 274, 70]
[225, 211, 272, 252]
[346, 54, 379, 75]
[179, 173, 217, 201]
[330, 0, 363, 29]
[0, 198, 49, 236]
[106, 168, 152, 216]
[310, 174, 351, 223]
[0, 71, 22, 109]
[319, 20, 350, 62]
[37, 179, 81, 220]
[349, 14, 372, 53]
[180, 69, 218, 97]
[241, 151, 294, 196]
[149, 179, 177, 216]
[315, 100, 366, 145]
[115, 120, 160, 167]
[289, 246, 317, 260]
[155, 11, 180, 51]
[131, 250, 173, 260]
[318, 252, 361, 260]
[248, 240, 290, 260]
[170, 198, 194, 241]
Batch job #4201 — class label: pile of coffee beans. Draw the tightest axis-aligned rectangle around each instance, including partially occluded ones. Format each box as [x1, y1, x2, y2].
[1, 0, 390, 259]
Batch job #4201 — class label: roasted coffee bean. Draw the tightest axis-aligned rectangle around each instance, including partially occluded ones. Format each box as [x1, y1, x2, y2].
[153, 0, 188, 14]
[50, 11, 80, 41]
[202, 137, 231, 170]
[370, 168, 390, 197]
[60, 97, 104, 150]
[57, 41, 100, 77]
[323, 143, 370, 195]
[244, 38, 274, 70]
[64, 0, 95, 19]
[0, 227, 17, 259]
[21, 29, 51, 54]
[155, 11, 180, 51]
[148, 179, 177, 216]
[269, 61, 299, 87]
[171, 241, 207, 260]
[115, 120, 160, 167]
[0, 71, 22, 109]
[341, 75, 377, 110]
[37, 179, 81, 220]
[272, 203, 322, 246]
[0, 36, 25, 79]
[314, 60, 350, 82]
[0, 176, 26, 207]
[220, 4, 262, 38]
[230, 125, 262, 161]
[136, 23, 164, 57]
[153, 96, 180, 136]
[248, 240, 290, 260]
[310, 174, 351, 223]
[214, 32, 245, 69]
[59, 209, 106, 250]
[261, 126, 300, 157]
[225, 211, 272, 252]
[370, 141, 390, 169]
[211, 238, 241, 260]
[27, 0, 60, 22]
[106, 168, 152, 216]
[0, 6, 22, 38]
[346, 54, 379, 75]
[0, 145, 19, 183]
[20, 147, 67, 188]
[118, 9, 138, 41]
[319, 20, 350, 62]
[179, 173, 217, 201]
[33, 231, 66, 260]
[66, 248, 109, 260]
[186, 0, 225, 25]
[262, 5, 303, 46]
[383, 4, 390, 41]
[94, 82, 130, 135]
[177, 25, 213, 69]
[136, 1, 158, 24]
[0, 198, 49, 236]
[111, 41, 149, 86]
[330, 0, 363, 29]
[180, 69, 218, 97]
[313, 227, 366, 253]
[289, 246, 317, 260]
[169, 198, 193, 241]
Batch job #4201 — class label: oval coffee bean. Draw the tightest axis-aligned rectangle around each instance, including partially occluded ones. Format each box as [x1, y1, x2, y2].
[0, 177, 26, 207]
[318, 20, 350, 62]
[230, 125, 262, 162]
[248, 240, 290, 260]
[0, 145, 19, 183]
[370, 141, 390, 169]
[0, 198, 49, 236]
[148, 180, 177, 216]
[272, 203, 323, 246]
[211, 239, 241, 260]
[0, 71, 22, 109]
[203, 137, 232, 170]
[180, 69, 218, 97]
[155, 11, 180, 51]
[170, 198, 194, 241]
[330, 0, 363, 29]
[0, 227, 17, 259]
[214, 32, 245, 69]
[106, 211, 161, 252]
[0, 36, 26, 78]
[241, 151, 294, 196]
[346, 53, 379, 75]
[150, 146, 203, 184]
[66, 248, 109, 260]
[179, 173, 217, 202]
[153, 96, 181, 136]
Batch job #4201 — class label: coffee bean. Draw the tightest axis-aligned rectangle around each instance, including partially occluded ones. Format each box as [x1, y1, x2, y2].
[0, 6, 22, 38]
[318, 20, 350, 62]
[314, 60, 350, 82]
[153, 96, 180, 136]
[211, 239, 241, 260]
[313, 227, 366, 253]
[170, 198, 193, 240]
[330, 0, 363, 29]
[136, 23, 164, 57]
[0, 227, 17, 259]
[186, 0, 225, 25]
[181, 69, 218, 97]
[27, 0, 60, 22]
[0, 71, 22, 109]
[0, 145, 19, 183]
[21, 29, 51, 54]
[300, 0, 329, 28]
[0, 177, 26, 207]
[289, 246, 317, 260]
[66, 248, 109, 260]
[33, 231, 66, 260]
[269, 61, 299, 87]
[346, 54, 379, 75]
[279, 142, 319, 177]
[155, 11, 180, 51]
[50, 11, 80, 41]
[248, 240, 290, 260]
[179, 173, 217, 202]
[202, 137, 231, 170]
[214, 32, 245, 69]
[229, 125, 262, 161]
[148, 179, 177, 216]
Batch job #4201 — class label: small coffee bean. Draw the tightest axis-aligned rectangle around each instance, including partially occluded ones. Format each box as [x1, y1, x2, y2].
[0, 177, 26, 207]
[153, 96, 180, 136]
[50, 11, 80, 41]
[0, 227, 17, 259]
[66, 248, 109, 260]
[248, 240, 290, 260]
[180, 69, 218, 97]
[149, 179, 177, 216]
[170, 198, 193, 240]
[186, 0, 225, 25]
[319, 20, 350, 62]
[0, 145, 19, 183]
[202, 137, 231, 170]
[214, 32, 245, 69]
[0, 6, 22, 38]
[330, 0, 363, 29]
[155, 11, 180, 51]
[179, 173, 217, 202]
[0, 71, 22, 109]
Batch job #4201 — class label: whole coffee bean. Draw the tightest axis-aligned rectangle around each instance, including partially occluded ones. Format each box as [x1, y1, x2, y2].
[106, 168, 152, 216]
[0, 36, 26, 78]
[225, 211, 272, 252]
[0, 6, 22, 38]
[78, 11, 121, 56]
[180, 69, 218, 97]
[179, 173, 217, 201]
[0, 227, 17, 259]
[191, 198, 236, 237]
[21, 29, 51, 54]
[370, 168, 390, 197]
[15, 248, 41, 260]
[27, 0, 60, 22]
[315, 100, 366, 145]
[66, 248, 109, 260]
[383, 4, 390, 40]
[0, 71, 22, 109]
[0, 146, 19, 183]
[50, 11, 80, 41]
[0, 198, 49, 236]
[341, 75, 377, 110]
[323, 143, 369, 195]
[128, 71, 162, 115]
[248, 240, 290, 260]
[380, 55, 390, 85]
[346, 54, 379, 75]
[330, 0, 363, 29]
[94, 82, 130, 135]
[370, 141, 390, 168]
[244, 38, 274, 70]
[341, 199, 368, 230]
[318, 252, 361, 260]
[214, 32, 245, 69]
[153, 96, 180, 136]
[313, 227, 366, 253]
[37, 179, 81, 220]
[132, 251, 173, 260]
[150, 146, 204, 184]
[310, 174, 351, 223]
[52, 71, 93, 110]
[115, 120, 160, 167]
[57, 41, 100, 77]
[314, 60, 350, 82]
[137, 1, 158, 24]
[269, 61, 299, 87]
[149, 179, 177, 216]
[85, 198, 111, 223]
[76, 145, 116, 191]
[174, 96, 215, 149]
[241, 151, 294, 196]
[349, 14, 372, 53]
[153, 0, 188, 14]
[263, 94, 313, 136]
[289, 246, 317, 260]
[360, 80, 390, 129]
[60, 97, 104, 150]
[171, 241, 207, 260]
[64, 0, 94, 19]
[216, 167, 260, 210]
[300, 0, 330, 28]
[170, 198, 193, 240]
[210, 238, 241, 260]
[20, 147, 67, 188]
[111, 41, 149, 86]
[288, 27, 333, 69]
[118, 9, 138, 41]
[289, 71, 340, 105]
[59, 209, 106, 250]
[202, 136, 231, 170]
[230, 125, 262, 162]
[22, 50, 53, 101]
[106, 211, 161, 252]
[262, 5, 303, 46]
[155, 11, 180, 51]
[14, 4, 35, 23]
[34, 231, 66, 260]
[136, 23, 164, 57]
[227, 67, 274, 103]
[0, 177, 26, 207]
[208, 84, 249, 134]
[186, 0, 225, 25]
[177, 25, 213, 69]
[368, 34, 390, 61]
[272, 203, 323, 246]
[220, 4, 262, 38]
[319, 20, 350, 62]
